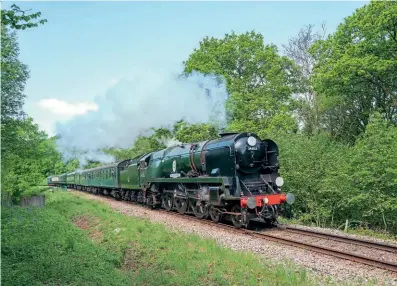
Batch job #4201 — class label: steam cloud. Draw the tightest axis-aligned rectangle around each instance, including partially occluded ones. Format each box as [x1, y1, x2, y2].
[55, 67, 227, 166]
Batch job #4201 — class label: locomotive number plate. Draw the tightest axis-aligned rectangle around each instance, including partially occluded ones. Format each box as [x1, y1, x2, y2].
[248, 147, 258, 151]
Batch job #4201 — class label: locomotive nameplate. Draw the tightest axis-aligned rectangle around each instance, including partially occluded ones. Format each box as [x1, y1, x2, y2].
[170, 173, 181, 178]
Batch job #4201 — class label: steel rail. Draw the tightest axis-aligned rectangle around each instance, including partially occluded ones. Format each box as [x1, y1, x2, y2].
[283, 225, 397, 254]
[246, 230, 397, 273]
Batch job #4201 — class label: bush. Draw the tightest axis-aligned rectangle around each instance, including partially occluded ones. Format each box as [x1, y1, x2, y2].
[274, 113, 397, 234]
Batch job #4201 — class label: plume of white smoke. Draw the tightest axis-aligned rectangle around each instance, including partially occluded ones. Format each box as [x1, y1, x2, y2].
[55, 67, 227, 166]
[158, 137, 183, 148]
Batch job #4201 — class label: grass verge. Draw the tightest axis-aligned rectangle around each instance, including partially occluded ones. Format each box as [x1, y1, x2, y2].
[2, 190, 322, 286]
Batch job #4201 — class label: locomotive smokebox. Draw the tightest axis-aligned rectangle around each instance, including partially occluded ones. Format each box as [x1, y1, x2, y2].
[234, 134, 266, 173]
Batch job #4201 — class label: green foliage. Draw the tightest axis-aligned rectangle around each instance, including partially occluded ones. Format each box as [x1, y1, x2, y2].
[277, 113, 397, 234]
[310, 0, 397, 142]
[1, 5, 55, 202]
[336, 113, 397, 232]
[1, 118, 56, 202]
[82, 161, 102, 170]
[22, 186, 50, 198]
[1, 25, 29, 120]
[275, 133, 349, 226]
[1, 4, 47, 30]
[65, 158, 80, 172]
[184, 31, 299, 137]
[225, 91, 298, 138]
[174, 121, 219, 142]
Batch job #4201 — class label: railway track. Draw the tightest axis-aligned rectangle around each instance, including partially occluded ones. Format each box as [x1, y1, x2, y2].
[283, 225, 397, 254]
[156, 209, 397, 273]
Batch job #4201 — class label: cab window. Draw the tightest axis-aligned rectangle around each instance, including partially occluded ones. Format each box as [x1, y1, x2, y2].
[139, 154, 151, 168]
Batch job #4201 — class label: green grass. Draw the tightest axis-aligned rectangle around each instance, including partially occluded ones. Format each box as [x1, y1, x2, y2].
[2, 190, 326, 286]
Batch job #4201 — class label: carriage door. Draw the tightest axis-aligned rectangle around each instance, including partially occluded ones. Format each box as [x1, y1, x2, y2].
[138, 153, 152, 187]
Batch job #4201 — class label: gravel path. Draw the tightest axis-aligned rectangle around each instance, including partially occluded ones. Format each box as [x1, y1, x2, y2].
[71, 191, 397, 285]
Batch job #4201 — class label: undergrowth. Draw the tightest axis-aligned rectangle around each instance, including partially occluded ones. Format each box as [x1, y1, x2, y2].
[22, 185, 50, 198]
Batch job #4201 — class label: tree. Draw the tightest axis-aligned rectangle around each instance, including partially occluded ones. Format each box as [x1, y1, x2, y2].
[310, 0, 397, 142]
[1, 25, 29, 120]
[1, 5, 48, 201]
[276, 132, 349, 226]
[2, 118, 52, 201]
[184, 31, 299, 138]
[1, 4, 47, 30]
[346, 113, 397, 232]
[283, 24, 326, 135]
[173, 121, 219, 143]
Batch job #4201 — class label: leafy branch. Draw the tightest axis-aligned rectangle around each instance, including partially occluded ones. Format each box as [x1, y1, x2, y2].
[1, 4, 47, 30]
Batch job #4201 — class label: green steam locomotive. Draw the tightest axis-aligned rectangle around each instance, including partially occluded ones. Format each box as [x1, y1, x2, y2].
[48, 132, 295, 228]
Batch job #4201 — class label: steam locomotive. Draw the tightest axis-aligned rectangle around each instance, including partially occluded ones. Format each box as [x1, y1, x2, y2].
[48, 132, 295, 228]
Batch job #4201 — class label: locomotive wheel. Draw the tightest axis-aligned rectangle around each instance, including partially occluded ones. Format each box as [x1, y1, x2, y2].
[192, 200, 208, 219]
[231, 205, 243, 228]
[174, 197, 187, 214]
[162, 193, 173, 211]
[131, 192, 137, 202]
[209, 206, 221, 223]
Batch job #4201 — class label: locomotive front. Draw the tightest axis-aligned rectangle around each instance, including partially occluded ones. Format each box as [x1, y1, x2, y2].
[230, 133, 295, 226]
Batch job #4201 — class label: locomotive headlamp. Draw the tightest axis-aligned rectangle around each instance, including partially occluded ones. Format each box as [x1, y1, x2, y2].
[247, 197, 257, 209]
[275, 177, 284, 187]
[263, 197, 269, 205]
[286, 193, 295, 205]
[247, 136, 257, 146]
